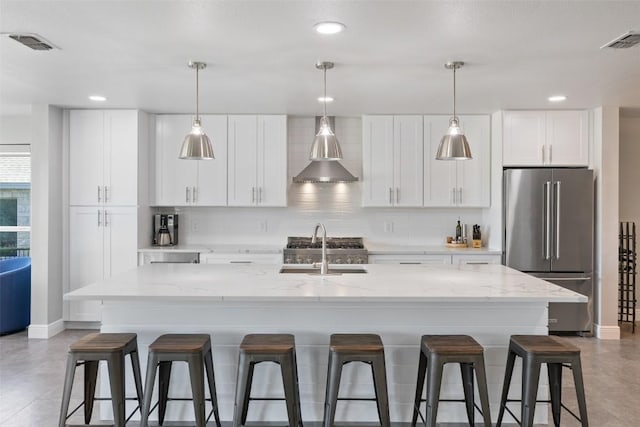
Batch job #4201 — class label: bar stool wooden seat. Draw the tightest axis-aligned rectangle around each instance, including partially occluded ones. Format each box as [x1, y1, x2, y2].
[496, 335, 588, 427]
[58, 333, 143, 427]
[323, 333, 390, 427]
[140, 334, 221, 427]
[411, 335, 492, 427]
[232, 333, 303, 427]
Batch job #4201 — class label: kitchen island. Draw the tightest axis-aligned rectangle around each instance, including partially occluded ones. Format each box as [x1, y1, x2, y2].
[65, 263, 585, 424]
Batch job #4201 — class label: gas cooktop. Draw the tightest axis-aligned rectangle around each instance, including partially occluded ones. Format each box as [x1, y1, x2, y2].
[284, 237, 368, 264]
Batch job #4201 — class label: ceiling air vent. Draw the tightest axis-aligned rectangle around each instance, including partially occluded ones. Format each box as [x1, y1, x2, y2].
[601, 31, 640, 49]
[8, 33, 57, 51]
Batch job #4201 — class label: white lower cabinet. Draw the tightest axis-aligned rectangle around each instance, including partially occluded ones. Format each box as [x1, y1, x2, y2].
[200, 253, 282, 264]
[368, 254, 451, 264]
[68, 206, 137, 321]
[452, 254, 502, 265]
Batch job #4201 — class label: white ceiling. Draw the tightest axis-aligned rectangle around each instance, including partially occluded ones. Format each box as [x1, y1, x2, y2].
[2, 0, 640, 116]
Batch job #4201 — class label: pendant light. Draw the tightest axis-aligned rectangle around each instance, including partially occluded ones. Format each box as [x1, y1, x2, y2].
[179, 61, 214, 160]
[309, 61, 342, 161]
[436, 61, 472, 160]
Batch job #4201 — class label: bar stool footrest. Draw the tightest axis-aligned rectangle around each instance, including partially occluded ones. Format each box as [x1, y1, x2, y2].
[503, 398, 584, 424]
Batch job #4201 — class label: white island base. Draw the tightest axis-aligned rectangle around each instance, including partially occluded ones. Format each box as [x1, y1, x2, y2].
[64, 263, 587, 424]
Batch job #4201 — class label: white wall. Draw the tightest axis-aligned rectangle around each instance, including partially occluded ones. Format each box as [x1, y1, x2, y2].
[0, 115, 31, 144]
[619, 110, 640, 226]
[29, 105, 65, 338]
[165, 117, 489, 247]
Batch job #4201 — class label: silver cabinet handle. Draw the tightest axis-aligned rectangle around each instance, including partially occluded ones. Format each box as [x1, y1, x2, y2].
[554, 181, 561, 259]
[104, 210, 108, 227]
[230, 260, 252, 264]
[542, 145, 546, 164]
[259, 187, 263, 203]
[543, 277, 591, 281]
[389, 188, 393, 205]
[97, 210, 101, 227]
[458, 188, 463, 205]
[544, 181, 552, 260]
[399, 262, 421, 264]
[549, 145, 553, 164]
[193, 186, 197, 203]
[185, 187, 190, 203]
[466, 262, 489, 265]
[396, 188, 399, 203]
[252, 187, 256, 203]
[451, 188, 456, 204]
[97, 186, 101, 203]
[104, 186, 108, 202]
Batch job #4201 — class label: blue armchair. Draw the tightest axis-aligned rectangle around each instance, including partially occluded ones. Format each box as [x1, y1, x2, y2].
[0, 257, 31, 335]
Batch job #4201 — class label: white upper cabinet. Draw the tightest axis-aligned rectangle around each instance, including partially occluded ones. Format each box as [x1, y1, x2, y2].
[362, 115, 423, 207]
[503, 110, 588, 166]
[424, 115, 491, 207]
[154, 114, 228, 206]
[69, 110, 139, 206]
[228, 115, 287, 207]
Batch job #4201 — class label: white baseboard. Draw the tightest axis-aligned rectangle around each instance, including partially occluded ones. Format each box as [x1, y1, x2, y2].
[64, 321, 101, 330]
[28, 319, 65, 339]
[594, 323, 621, 340]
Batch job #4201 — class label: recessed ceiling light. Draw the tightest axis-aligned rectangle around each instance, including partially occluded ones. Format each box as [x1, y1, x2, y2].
[88, 95, 107, 102]
[318, 96, 334, 103]
[548, 95, 567, 102]
[314, 21, 346, 35]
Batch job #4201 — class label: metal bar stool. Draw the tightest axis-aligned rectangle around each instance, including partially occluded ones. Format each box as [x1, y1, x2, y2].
[496, 335, 589, 427]
[140, 334, 222, 427]
[58, 333, 144, 427]
[232, 333, 303, 427]
[323, 333, 390, 427]
[411, 335, 491, 427]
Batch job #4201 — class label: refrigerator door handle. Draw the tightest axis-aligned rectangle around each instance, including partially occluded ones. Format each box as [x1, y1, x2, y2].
[544, 181, 552, 260]
[555, 181, 561, 260]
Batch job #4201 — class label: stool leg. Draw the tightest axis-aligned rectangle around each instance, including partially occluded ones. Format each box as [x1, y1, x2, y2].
[58, 354, 77, 427]
[83, 360, 99, 424]
[158, 361, 172, 425]
[107, 353, 126, 427]
[521, 357, 541, 427]
[281, 352, 302, 427]
[129, 348, 144, 415]
[372, 353, 391, 427]
[140, 352, 159, 427]
[412, 350, 427, 427]
[570, 356, 589, 427]
[233, 352, 252, 427]
[548, 362, 562, 427]
[496, 350, 516, 427]
[460, 362, 475, 425]
[204, 348, 222, 427]
[474, 357, 493, 427]
[293, 349, 304, 427]
[323, 352, 343, 427]
[187, 354, 207, 427]
[240, 361, 255, 425]
[425, 355, 443, 427]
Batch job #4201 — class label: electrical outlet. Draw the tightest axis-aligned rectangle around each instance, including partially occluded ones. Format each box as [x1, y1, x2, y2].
[384, 221, 394, 233]
[259, 220, 268, 232]
[191, 219, 200, 232]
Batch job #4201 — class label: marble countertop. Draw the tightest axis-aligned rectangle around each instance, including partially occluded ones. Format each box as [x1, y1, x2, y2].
[65, 263, 585, 303]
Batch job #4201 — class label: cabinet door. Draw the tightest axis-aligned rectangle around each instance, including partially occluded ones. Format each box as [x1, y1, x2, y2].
[503, 111, 546, 166]
[393, 116, 423, 207]
[228, 115, 258, 206]
[456, 115, 491, 207]
[546, 110, 589, 166]
[452, 254, 502, 265]
[256, 115, 287, 207]
[103, 207, 138, 278]
[104, 110, 138, 205]
[194, 115, 228, 206]
[362, 116, 395, 207]
[69, 110, 104, 206]
[155, 115, 198, 205]
[68, 207, 104, 321]
[423, 116, 457, 206]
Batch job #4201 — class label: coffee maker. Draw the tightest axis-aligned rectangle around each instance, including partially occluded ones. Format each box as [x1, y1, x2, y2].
[153, 214, 178, 246]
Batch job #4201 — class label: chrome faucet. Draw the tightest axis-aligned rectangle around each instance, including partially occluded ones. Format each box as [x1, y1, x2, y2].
[311, 223, 329, 275]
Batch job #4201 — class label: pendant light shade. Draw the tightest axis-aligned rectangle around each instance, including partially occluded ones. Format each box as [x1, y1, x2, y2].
[310, 61, 343, 161]
[436, 61, 472, 160]
[179, 61, 214, 160]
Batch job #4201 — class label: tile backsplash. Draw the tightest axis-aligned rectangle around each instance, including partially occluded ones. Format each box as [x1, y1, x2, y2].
[156, 116, 488, 247]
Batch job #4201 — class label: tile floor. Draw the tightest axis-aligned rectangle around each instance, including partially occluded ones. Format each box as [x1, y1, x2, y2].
[0, 325, 638, 426]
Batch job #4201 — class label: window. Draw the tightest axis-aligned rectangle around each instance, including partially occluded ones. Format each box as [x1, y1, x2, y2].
[0, 145, 30, 259]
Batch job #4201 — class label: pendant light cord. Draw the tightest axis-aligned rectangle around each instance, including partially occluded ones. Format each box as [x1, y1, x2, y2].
[323, 66, 327, 118]
[195, 66, 200, 121]
[452, 66, 456, 119]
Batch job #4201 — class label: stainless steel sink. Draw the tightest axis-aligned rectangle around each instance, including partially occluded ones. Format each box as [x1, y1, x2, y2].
[279, 266, 367, 275]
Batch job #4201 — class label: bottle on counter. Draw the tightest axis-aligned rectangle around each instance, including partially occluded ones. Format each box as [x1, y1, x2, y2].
[455, 219, 462, 242]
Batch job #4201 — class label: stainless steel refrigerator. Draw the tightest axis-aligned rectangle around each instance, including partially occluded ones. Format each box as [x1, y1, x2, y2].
[503, 168, 594, 333]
